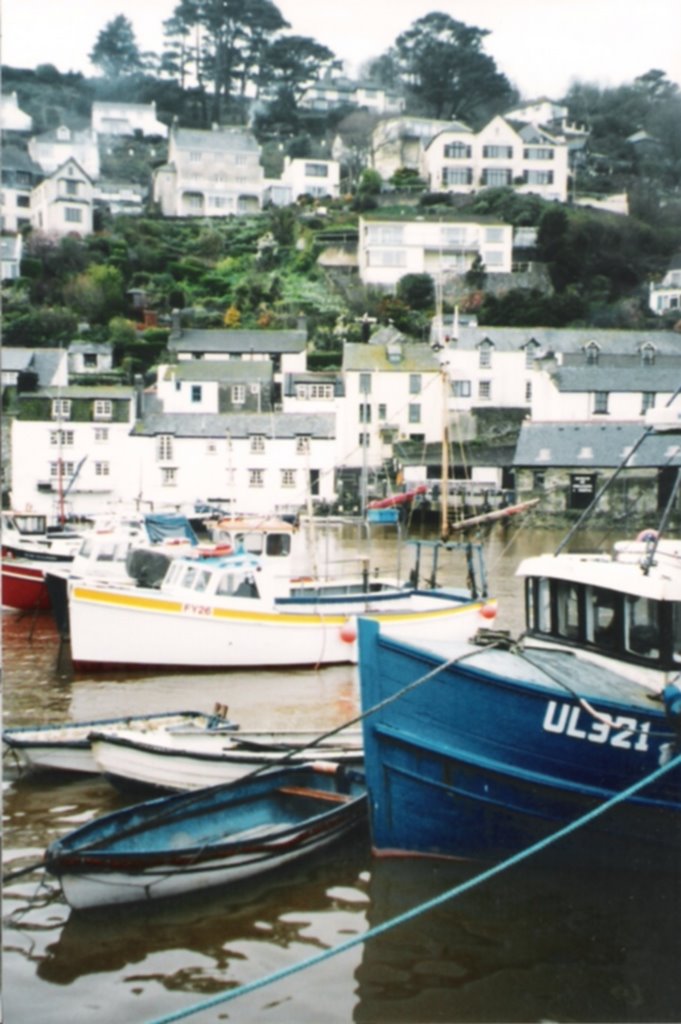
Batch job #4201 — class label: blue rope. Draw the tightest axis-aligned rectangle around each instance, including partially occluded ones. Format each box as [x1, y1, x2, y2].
[145, 750, 681, 1024]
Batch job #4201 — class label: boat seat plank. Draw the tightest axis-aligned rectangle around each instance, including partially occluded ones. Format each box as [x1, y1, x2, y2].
[277, 785, 352, 803]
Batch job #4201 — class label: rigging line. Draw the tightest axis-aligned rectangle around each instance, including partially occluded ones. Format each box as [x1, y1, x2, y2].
[144, 749, 681, 1024]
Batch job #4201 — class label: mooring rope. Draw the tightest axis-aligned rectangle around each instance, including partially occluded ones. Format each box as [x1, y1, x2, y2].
[144, 749, 681, 1024]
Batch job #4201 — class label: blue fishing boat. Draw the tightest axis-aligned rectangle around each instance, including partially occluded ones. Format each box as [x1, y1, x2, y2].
[357, 414, 681, 861]
[44, 762, 367, 910]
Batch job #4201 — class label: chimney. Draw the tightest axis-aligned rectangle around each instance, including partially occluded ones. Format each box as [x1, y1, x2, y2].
[133, 374, 144, 418]
[170, 308, 182, 337]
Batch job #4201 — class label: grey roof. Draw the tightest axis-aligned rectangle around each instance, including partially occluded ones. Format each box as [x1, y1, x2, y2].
[2, 144, 43, 175]
[135, 412, 335, 439]
[552, 364, 678, 392]
[172, 126, 260, 152]
[68, 341, 112, 353]
[28, 385, 133, 398]
[450, 326, 681, 356]
[168, 330, 307, 355]
[514, 421, 681, 468]
[164, 361, 272, 383]
[2, 348, 34, 372]
[343, 340, 441, 373]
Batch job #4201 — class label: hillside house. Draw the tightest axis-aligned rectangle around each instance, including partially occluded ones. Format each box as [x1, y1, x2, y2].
[300, 73, 404, 116]
[1, 145, 43, 232]
[358, 211, 513, 288]
[30, 159, 94, 237]
[67, 342, 114, 377]
[281, 157, 340, 201]
[371, 116, 454, 180]
[0, 235, 23, 281]
[649, 253, 681, 316]
[91, 101, 167, 138]
[155, 361, 273, 415]
[28, 125, 100, 181]
[1, 348, 68, 391]
[153, 124, 263, 217]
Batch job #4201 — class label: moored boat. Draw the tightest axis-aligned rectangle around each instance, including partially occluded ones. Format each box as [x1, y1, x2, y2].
[66, 537, 496, 671]
[1, 556, 54, 611]
[3, 706, 237, 776]
[89, 725, 363, 792]
[357, 415, 681, 862]
[43, 762, 367, 909]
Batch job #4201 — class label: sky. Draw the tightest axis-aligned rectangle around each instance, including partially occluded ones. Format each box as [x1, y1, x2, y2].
[3, 0, 681, 100]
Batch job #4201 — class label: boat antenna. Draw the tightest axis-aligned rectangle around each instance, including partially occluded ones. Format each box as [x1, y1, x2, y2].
[555, 382, 681, 556]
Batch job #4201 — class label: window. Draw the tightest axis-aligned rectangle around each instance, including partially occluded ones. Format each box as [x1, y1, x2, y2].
[157, 434, 174, 462]
[65, 208, 82, 223]
[525, 343, 539, 369]
[368, 250, 406, 267]
[442, 167, 473, 186]
[94, 427, 109, 442]
[443, 142, 471, 159]
[83, 353, 97, 368]
[232, 384, 246, 404]
[65, 179, 79, 195]
[555, 581, 581, 640]
[483, 250, 504, 266]
[523, 147, 554, 160]
[641, 392, 656, 414]
[161, 467, 177, 486]
[479, 343, 493, 368]
[481, 169, 512, 187]
[366, 225, 403, 245]
[452, 380, 471, 398]
[190, 151, 202, 161]
[50, 430, 74, 446]
[359, 402, 372, 423]
[585, 342, 599, 365]
[593, 392, 609, 415]
[409, 374, 422, 395]
[626, 595, 660, 660]
[51, 399, 71, 420]
[358, 432, 370, 448]
[533, 470, 546, 489]
[295, 383, 334, 400]
[442, 227, 467, 246]
[17, 195, 30, 208]
[191, 385, 202, 403]
[483, 145, 513, 158]
[525, 380, 532, 402]
[281, 469, 296, 488]
[250, 434, 266, 453]
[206, 441, 217, 455]
[304, 162, 328, 177]
[296, 436, 310, 455]
[485, 228, 504, 243]
[50, 461, 75, 478]
[248, 469, 265, 488]
[478, 380, 492, 400]
[378, 403, 387, 420]
[359, 373, 372, 395]
[524, 170, 554, 185]
[94, 461, 109, 476]
[641, 345, 656, 365]
[93, 399, 112, 421]
[408, 403, 421, 423]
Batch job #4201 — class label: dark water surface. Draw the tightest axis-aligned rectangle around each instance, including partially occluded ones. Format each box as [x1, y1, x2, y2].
[3, 525, 680, 1023]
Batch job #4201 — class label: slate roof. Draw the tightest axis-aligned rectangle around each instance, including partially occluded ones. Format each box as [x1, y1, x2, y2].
[163, 361, 272, 383]
[167, 330, 307, 355]
[551, 364, 678, 392]
[514, 422, 681, 468]
[172, 127, 260, 152]
[343, 341, 441, 373]
[2, 348, 34, 373]
[135, 412, 335, 439]
[29, 385, 133, 398]
[451, 326, 681, 355]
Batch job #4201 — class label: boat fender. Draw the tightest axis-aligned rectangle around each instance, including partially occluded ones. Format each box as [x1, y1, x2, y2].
[663, 682, 681, 724]
[637, 528, 659, 542]
[340, 618, 357, 644]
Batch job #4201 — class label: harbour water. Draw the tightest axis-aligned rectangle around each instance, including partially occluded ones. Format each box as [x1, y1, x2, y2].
[3, 524, 680, 1023]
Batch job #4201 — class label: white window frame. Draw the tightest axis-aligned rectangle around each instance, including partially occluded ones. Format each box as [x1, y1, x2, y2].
[51, 399, 72, 421]
[93, 399, 113, 421]
[248, 468, 265, 488]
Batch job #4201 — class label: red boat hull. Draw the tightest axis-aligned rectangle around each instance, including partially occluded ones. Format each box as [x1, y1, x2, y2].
[1, 559, 51, 611]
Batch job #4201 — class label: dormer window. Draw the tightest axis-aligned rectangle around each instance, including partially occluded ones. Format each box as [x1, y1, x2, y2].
[51, 398, 72, 421]
[93, 399, 112, 421]
[479, 340, 493, 368]
[641, 343, 656, 366]
[585, 342, 600, 365]
[525, 339, 539, 369]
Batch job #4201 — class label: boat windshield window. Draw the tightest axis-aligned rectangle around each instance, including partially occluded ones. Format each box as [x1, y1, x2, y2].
[182, 565, 198, 588]
[624, 595, 660, 659]
[79, 537, 93, 558]
[14, 515, 47, 534]
[265, 533, 291, 557]
[216, 573, 234, 596]
[194, 569, 211, 593]
[165, 562, 182, 586]
[554, 581, 580, 640]
[233, 574, 259, 598]
[240, 532, 263, 555]
[589, 587, 621, 651]
[95, 540, 118, 562]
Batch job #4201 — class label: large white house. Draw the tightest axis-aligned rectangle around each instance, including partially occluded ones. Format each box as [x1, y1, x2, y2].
[28, 125, 100, 181]
[91, 101, 167, 138]
[153, 123, 263, 217]
[30, 158, 94, 237]
[649, 253, 681, 316]
[358, 211, 513, 288]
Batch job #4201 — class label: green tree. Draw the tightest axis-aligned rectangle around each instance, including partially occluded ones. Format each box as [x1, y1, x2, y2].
[63, 265, 126, 324]
[89, 15, 145, 77]
[387, 13, 516, 123]
[396, 273, 434, 310]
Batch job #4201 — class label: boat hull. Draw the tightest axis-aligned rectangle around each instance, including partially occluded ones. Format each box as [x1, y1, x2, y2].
[44, 764, 367, 909]
[68, 581, 494, 670]
[358, 620, 681, 861]
[1, 559, 51, 611]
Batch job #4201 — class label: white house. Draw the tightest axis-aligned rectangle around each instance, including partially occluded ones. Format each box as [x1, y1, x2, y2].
[153, 123, 263, 217]
[31, 159, 94, 237]
[371, 116, 454, 180]
[1, 92, 33, 132]
[358, 211, 513, 289]
[10, 386, 136, 518]
[131, 411, 337, 515]
[0, 235, 23, 281]
[67, 342, 114, 376]
[155, 360, 273, 415]
[649, 253, 681, 316]
[1, 348, 68, 390]
[280, 157, 340, 201]
[166, 323, 309, 388]
[423, 115, 569, 202]
[28, 125, 100, 181]
[91, 101, 167, 138]
[299, 74, 404, 116]
[339, 329, 445, 477]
